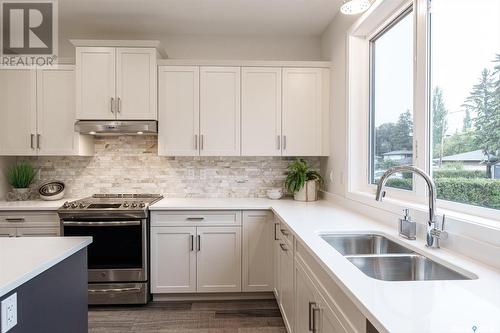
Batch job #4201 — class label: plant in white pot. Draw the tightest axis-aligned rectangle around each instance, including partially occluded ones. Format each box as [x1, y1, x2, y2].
[284, 159, 323, 201]
[7, 162, 36, 201]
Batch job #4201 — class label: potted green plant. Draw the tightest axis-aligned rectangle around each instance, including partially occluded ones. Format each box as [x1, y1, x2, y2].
[7, 162, 36, 198]
[285, 159, 323, 201]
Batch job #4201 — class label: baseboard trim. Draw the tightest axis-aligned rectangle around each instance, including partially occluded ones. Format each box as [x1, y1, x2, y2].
[152, 292, 275, 302]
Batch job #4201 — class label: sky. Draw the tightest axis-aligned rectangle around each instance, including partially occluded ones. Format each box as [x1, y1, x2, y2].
[373, 0, 500, 133]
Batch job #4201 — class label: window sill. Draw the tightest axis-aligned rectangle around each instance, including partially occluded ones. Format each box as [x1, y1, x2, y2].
[345, 189, 500, 232]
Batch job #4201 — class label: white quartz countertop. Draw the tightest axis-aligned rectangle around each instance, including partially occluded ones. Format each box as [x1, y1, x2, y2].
[0, 237, 92, 298]
[0, 199, 70, 211]
[150, 198, 500, 333]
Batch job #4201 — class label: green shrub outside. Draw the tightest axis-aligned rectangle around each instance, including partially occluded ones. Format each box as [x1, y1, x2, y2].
[433, 169, 486, 179]
[385, 177, 500, 209]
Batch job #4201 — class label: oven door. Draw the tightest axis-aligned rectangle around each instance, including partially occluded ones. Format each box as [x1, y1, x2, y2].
[62, 219, 147, 283]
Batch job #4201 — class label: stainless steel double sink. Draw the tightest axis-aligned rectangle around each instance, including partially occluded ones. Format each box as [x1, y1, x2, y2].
[320, 234, 475, 281]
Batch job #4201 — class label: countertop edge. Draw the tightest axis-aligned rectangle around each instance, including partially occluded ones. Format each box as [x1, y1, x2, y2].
[0, 237, 92, 298]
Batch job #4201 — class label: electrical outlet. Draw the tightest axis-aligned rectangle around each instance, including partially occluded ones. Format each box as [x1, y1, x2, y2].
[1, 293, 17, 333]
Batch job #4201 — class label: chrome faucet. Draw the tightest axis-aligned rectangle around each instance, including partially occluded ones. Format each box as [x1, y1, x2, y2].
[375, 165, 447, 248]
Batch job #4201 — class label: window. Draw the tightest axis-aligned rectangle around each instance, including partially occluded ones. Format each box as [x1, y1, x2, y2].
[369, 8, 414, 190]
[430, 0, 500, 210]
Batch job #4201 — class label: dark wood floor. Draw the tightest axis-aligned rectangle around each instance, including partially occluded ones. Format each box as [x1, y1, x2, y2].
[88, 299, 286, 332]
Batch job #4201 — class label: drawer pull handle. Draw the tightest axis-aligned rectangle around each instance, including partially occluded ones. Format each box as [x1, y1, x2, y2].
[186, 217, 205, 221]
[309, 302, 316, 331]
[5, 217, 25, 222]
[279, 243, 288, 252]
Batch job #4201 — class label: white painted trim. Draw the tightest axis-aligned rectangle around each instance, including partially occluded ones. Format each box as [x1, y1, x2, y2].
[157, 59, 332, 68]
[69, 39, 167, 58]
[152, 292, 275, 302]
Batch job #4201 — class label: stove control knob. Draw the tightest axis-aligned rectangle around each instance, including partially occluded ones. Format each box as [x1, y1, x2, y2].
[79, 203, 86, 209]
[131, 202, 138, 208]
[71, 203, 78, 209]
[123, 202, 129, 208]
[63, 202, 70, 208]
[139, 202, 145, 208]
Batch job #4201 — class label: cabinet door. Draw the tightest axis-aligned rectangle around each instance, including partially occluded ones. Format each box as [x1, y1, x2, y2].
[282, 68, 328, 156]
[76, 47, 116, 120]
[318, 299, 347, 333]
[116, 48, 157, 120]
[37, 66, 79, 155]
[273, 220, 281, 300]
[0, 69, 37, 155]
[0, 228, 17, 237]
[150, 227, 197, 293]
[200, 67, 241, 156]
[295, 261, 318, 333]
[158, 66, 200, 156]
[16, 227, 59, 237]
[197, 226, 241, 292]
[241, 67, 282, 156]
[279, 241, 294, 332]
[242, 211, 273, 292]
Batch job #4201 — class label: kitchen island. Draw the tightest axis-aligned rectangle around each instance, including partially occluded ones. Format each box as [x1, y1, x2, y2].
[0, 237, 91, 333]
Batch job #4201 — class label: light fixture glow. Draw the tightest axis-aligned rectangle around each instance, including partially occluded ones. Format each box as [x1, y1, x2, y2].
[340, 0, 371, 15]
[136, 131, 144, 135]
[89, 131, 96, 135]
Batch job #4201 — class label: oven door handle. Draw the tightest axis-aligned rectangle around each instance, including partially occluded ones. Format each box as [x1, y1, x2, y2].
[62, 221, 141, 226]
[88, 287, 142, 293]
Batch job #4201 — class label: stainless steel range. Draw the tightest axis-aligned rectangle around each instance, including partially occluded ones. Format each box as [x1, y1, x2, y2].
[58, 194, 163, 305]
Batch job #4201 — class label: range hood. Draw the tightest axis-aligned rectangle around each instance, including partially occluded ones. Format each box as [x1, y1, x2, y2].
[75, 120, 158, 135]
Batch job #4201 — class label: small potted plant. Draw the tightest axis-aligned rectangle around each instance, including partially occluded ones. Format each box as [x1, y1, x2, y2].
[7, 162, 36, 200]
[285, 159, 323, 201]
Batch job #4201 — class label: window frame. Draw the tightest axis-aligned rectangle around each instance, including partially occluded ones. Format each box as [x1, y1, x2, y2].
[368, 5, 415, 190]
[345, 0, 500, 222]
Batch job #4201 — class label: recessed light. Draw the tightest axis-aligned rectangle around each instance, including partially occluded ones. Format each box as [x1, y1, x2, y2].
[340, 0, 372, 15]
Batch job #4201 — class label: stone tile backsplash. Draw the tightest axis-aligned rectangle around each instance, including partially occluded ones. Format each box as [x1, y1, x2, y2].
[25, 136, 320, 198]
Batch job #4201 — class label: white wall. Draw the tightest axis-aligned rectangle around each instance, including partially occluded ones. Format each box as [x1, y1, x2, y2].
[320, 14, 357, 195]
[59, 33, 322, 60]
[0, 157, 13, 200]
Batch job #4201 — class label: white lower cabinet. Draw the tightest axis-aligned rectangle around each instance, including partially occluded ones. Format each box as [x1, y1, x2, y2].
[295, 259, 347, 333]
[242, 211, 274, 292]
[273, 219, 281, 300]
[279, 240, 294, 332]
[0, 228, 17, 237]
[150, 227, 197, 293]
[151, 222, 242, 294]
[197, 226, 241, 292]
[15, 227, 59, 237]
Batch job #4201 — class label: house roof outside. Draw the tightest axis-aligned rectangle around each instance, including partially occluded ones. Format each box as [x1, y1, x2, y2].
[441, 150, 497, 162]
[383, 150, 413, 156]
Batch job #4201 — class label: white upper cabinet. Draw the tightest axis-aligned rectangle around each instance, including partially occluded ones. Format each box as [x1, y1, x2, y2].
[0, 69, 37, 156]
[282, 68, 330, 156]
[76, 46, 157, 120]
[37, 66, 93, 156]
[0, 68, 93, 156]
[116, 48, 157, 119]
[158, 66, 200, 156]
[200, 67, 241, 156]
[241, 67, 282, 156]
[76, 47, 116, 120]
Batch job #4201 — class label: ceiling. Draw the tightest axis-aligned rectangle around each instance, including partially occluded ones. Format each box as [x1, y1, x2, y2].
[58, 0, 343, 37]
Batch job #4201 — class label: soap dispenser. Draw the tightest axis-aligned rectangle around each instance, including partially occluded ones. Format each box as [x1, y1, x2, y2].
[399, 209, 416, 240]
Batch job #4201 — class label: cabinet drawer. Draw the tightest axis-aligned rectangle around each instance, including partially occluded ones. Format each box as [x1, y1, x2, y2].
[0, 211, 59, 227]
[151, 211, 241, 226]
